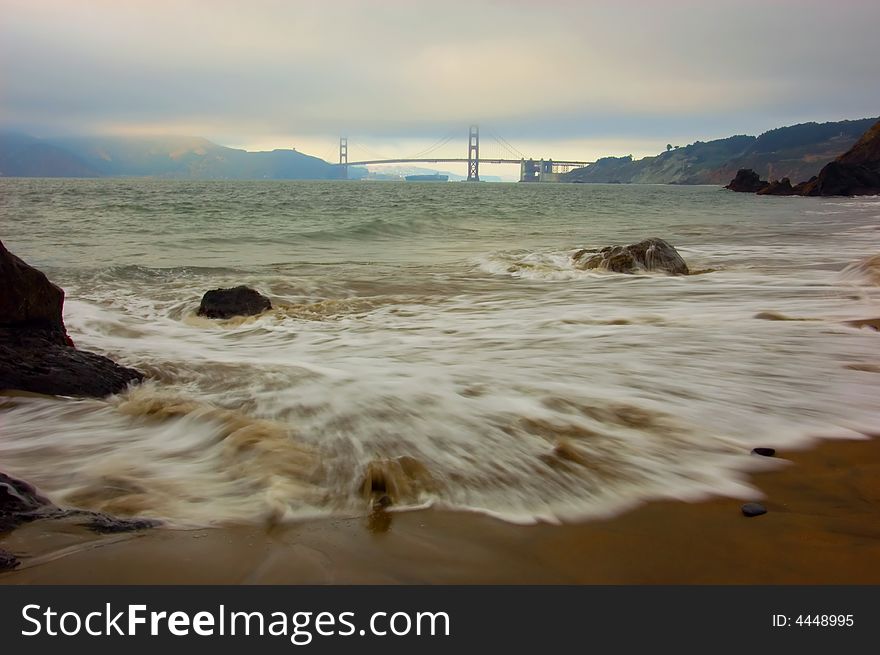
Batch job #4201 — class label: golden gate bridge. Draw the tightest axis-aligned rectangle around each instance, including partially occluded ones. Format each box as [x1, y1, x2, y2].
[333, 125, 593, 182]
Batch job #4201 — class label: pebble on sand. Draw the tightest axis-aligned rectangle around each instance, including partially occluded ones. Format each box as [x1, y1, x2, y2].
[741, 502, 768, 517]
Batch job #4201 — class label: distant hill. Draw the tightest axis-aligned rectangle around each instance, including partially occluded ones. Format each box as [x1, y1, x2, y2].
[0, 133, 348, 180]
[0, 132, 99, 177]
[563, 117, 879, 185]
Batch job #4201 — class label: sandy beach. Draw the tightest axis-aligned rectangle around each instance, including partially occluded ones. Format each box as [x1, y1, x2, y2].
[3, 434, 878, 585]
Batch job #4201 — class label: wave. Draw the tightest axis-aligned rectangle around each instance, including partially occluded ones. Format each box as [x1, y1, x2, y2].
[474, 247, 714, 281]
[294, 214, 478, 242]
[841, 253, 880, 286]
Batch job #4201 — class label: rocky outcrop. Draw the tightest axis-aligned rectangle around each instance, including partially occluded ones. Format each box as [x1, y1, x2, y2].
[197, 285, 272, 319]
[837, 118, 880, 169]
[727, 119, 880, 197]
[791, 176, 817, 195]
[725, 169, 769, 193]
[756, 177, 795, 196]
[0, 240, 143, 397]
[0, 240, 70, 344]
[0, 331, 144, 397]
[797, 161, 880, 197]
[572, 238, 689, 275]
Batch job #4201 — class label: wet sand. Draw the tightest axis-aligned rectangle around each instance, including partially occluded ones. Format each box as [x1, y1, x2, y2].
[2, 435, 879, 584]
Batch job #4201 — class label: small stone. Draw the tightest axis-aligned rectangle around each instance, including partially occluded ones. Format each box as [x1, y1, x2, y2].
[80, 514, 160, 534]
[741, 502, 767, 517]
[751, 447, 776, 457]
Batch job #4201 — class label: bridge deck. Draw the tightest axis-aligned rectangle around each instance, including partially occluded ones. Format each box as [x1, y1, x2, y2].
[340, 158, 593, 167]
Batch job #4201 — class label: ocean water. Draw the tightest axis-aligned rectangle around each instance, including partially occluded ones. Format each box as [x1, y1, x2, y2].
[1, 178, 879, 526]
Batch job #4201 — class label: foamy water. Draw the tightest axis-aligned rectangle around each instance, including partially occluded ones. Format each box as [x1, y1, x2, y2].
[1, 179, 879, 526]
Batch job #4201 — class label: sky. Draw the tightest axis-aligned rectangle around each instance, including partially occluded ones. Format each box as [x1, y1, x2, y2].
[2, 0, 879, 179]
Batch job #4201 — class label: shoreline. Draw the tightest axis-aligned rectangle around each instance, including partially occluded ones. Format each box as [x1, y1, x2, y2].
[2, 433, 879, 584]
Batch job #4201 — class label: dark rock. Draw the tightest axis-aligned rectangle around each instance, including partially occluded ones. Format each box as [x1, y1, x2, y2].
[373, 494, 393, 510]
[798, 161, 880, 197]
[741, 502, 767, 517]
[0, 329, 143, 397]
[0, 240, 144, 398]
[572, 237, 689, 275]
[756, 178, 795, 196]
[751, 447, 776, 457]
[79, 514, 160, 534]
[197, 285, 272, 319]
[0, 548, 20, 570]
[791, 176, 817, 195]
[1, 471, 58, 533]
[725, 168, 769, 193]
[0, 240, 70, 345]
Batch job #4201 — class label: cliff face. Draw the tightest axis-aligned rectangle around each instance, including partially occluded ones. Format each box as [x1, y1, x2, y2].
[563, 117, 878, 185]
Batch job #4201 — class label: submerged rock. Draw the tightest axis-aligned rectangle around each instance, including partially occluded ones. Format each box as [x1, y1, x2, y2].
[0, 471, 57, 533]
[725, 169, 769, 193]
[80, 514, 160, 534]
[0, 240, 144, 398]
[1, 469, 158, 551]
[197, 285, 272, 319]
[572, 237, 689, 275]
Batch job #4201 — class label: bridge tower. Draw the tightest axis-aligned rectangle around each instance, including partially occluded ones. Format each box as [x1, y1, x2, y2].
[339, 137, 348, 179]
[467, 125, 479, 182]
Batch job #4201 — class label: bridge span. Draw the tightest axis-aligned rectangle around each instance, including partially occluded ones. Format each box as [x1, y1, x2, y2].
[335, 126, 593, 182]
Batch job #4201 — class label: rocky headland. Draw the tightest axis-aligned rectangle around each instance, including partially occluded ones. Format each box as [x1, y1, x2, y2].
[563, 117, 878, 186]
[726, 118, 880, 197]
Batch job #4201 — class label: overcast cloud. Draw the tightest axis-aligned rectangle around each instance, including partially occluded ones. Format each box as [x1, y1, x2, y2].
[1, 0, 878, 166]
